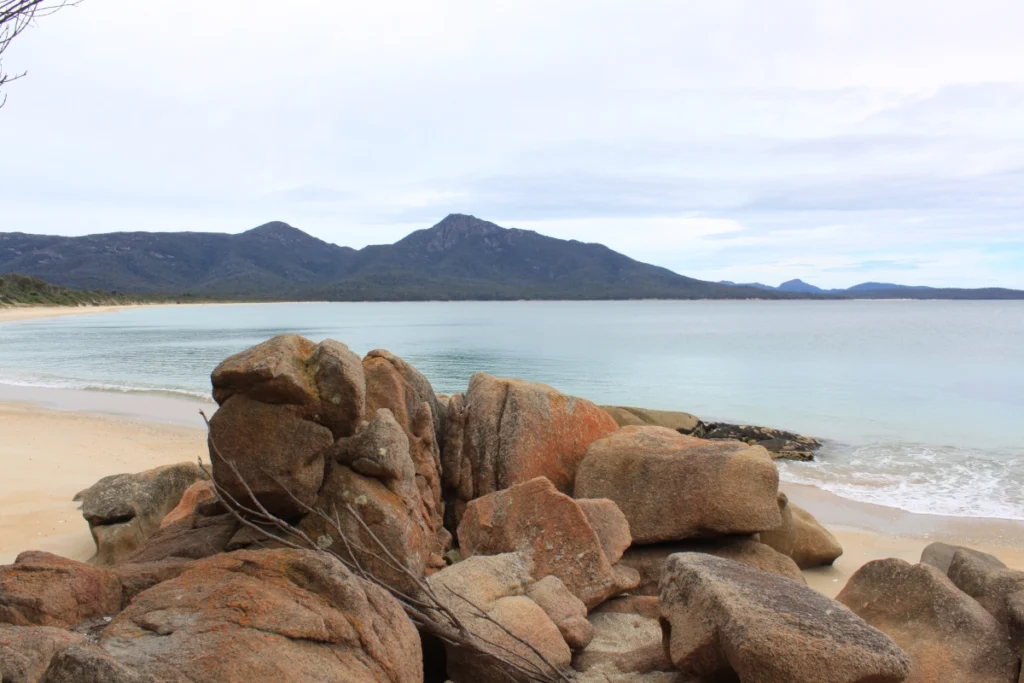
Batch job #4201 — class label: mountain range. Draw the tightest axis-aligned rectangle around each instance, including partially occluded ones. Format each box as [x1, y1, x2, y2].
[720, 278, 1024, 300]
[0, 214, 799, 300]
[2, 214, 1021, 301]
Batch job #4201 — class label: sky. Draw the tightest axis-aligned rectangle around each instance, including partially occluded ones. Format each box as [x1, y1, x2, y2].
[1, 0, 1023, 289]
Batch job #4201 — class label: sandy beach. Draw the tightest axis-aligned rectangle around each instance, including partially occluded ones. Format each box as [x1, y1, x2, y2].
[0, 398, 209, 564]
[0, 302, 250, 324]
[0, 304, 140, 323]
[784, 482, 1024, 596]
[0, 306, 215, 563]
[0, 301, 331, 325]
[0, 383, 1021, 594]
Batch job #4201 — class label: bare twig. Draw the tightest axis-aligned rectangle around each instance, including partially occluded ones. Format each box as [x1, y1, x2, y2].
[0, 0, 82, 105]
[199, 410, 573, 682]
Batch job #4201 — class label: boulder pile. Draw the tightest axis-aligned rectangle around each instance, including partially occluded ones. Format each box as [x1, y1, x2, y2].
[444, 373, 619, 526]
[2, 334, 1018, 682]
[457, 476, 640, 608]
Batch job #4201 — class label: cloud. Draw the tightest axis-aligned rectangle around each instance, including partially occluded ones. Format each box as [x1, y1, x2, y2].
[272, 186, 352, 204]
[0, 1, 1022, 288]
[512, 216, 745, 252]
[824, 259, 924, 273]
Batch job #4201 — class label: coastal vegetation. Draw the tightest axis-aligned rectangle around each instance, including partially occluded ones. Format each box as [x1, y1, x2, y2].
[0, 273, 201, 307]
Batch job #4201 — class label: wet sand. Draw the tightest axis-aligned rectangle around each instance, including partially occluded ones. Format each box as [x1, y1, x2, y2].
[0, 383, 216, 428]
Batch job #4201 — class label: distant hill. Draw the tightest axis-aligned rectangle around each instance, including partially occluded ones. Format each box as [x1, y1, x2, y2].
[0, 215, 805, 301]
[719, 278, 1024, 300]
[776, 279, 826, 294]
[0, 221, 357, 298]
[720, 281, 775, 292]
[843, 286, 1024, 300]
[844, 282, 920, 292]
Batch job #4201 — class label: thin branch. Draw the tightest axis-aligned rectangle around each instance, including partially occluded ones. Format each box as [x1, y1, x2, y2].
[0, 0, 82, 105]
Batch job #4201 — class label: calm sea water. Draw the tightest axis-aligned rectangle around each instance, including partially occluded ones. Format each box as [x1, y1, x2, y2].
[1, 301, 1022, 520]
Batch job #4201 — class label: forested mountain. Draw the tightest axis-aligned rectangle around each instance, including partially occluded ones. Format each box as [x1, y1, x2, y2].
[0, 221, 357, 297]
[0, 215, 800, 300]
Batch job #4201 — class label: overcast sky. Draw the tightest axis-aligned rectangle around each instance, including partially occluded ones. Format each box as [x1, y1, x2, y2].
[2, 0, 1023, 288]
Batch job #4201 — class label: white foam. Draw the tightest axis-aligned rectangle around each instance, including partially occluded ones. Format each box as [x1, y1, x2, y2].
[778, 441, 1024, 521]
[0, 372, 209, 401]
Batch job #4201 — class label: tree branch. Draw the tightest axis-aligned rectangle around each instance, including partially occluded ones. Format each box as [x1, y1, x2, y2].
[0, 0, 82, 105]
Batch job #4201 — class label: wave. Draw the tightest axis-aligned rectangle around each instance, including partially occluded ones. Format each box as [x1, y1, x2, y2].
[0, 373, 210, 402]
[777, 441, 1024, 521]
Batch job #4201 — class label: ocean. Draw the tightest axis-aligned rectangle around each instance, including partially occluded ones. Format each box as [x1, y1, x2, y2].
[1, 300, 1022, 521]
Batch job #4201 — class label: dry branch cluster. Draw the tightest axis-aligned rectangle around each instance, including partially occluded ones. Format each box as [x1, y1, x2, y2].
[201, 410, 574, 683]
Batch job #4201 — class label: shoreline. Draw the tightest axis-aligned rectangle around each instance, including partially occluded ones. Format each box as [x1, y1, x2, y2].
[0, 380, 1018, 539]
[782, 482, 1024, 595]
[3, 299, 1021, 326]
[0, 383, 1021, 595]
[0, 301, 330, 324]
[782, 481, 1024, 545]
[0, 383, 216, 428]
